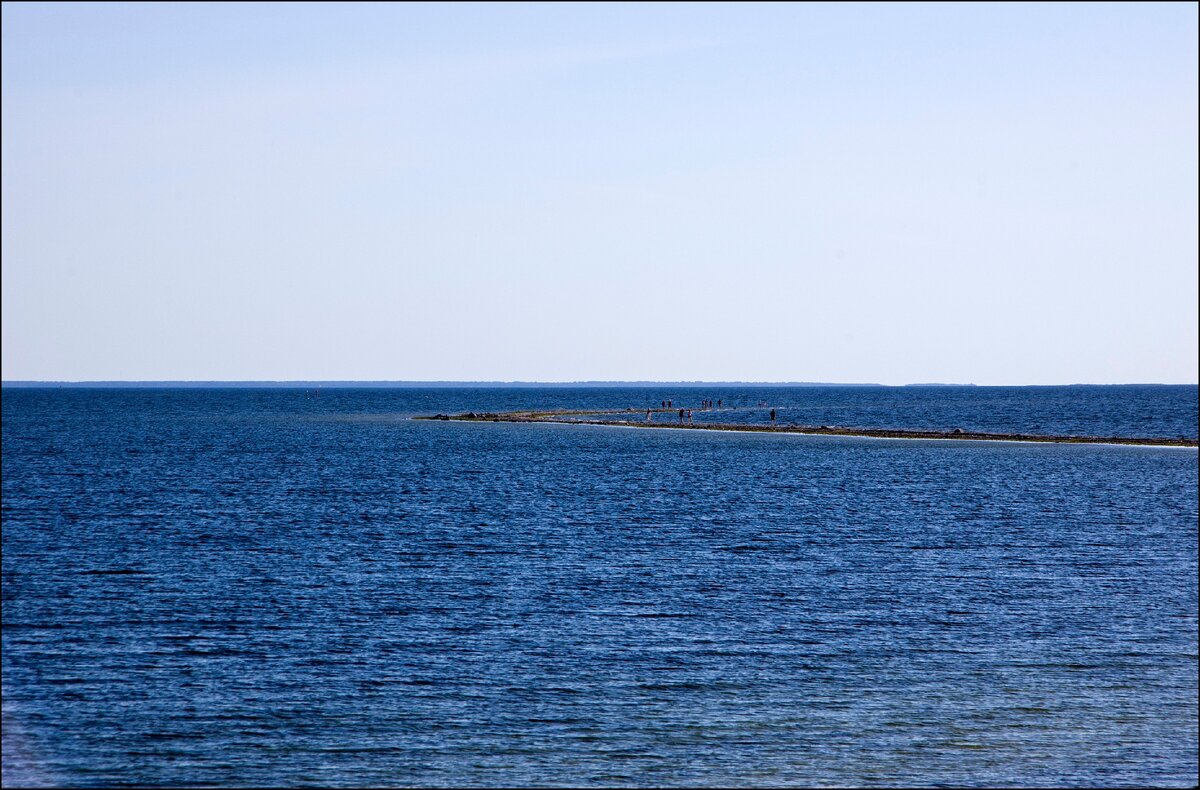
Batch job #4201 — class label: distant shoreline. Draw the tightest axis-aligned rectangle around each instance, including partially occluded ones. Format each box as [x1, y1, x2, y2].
[3, 381, 1196, 389]
[415, 409, 1200, 448]
[0, 380, 886, 388]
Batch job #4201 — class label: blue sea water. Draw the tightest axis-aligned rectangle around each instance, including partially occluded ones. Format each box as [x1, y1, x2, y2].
[2, 386, 1197, 787]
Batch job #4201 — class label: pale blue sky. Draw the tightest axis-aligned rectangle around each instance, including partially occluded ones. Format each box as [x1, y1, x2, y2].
[2, 2, 1196, 383]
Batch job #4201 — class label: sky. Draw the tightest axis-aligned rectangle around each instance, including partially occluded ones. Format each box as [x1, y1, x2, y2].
[2, 2, 1196, 385]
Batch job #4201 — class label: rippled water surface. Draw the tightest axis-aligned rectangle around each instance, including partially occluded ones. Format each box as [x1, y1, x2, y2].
[3, 386, 1197, 787]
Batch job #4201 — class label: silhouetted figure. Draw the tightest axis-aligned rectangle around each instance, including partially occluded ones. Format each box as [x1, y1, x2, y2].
[678, 408, 684, 423]
[718, 399, 722, 410]
[687, 409, 693, 424]
[770, 408, 776, 424]
[668, 399, 673, 409]
[647, 409, 652, 422]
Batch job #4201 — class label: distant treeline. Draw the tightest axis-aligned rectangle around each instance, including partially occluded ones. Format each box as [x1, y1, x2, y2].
[4, 381, 1192, 389]
[1, 380, 891, 389]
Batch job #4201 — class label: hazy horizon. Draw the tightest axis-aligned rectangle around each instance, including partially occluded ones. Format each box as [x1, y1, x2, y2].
[3, 4, 1197, 385]
[3, 379, 1196, 388]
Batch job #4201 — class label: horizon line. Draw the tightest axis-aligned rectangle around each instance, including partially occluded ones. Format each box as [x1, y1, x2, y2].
[3, 380, 1197, 388]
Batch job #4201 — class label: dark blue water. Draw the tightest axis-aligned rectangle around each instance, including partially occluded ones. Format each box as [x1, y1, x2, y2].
[3, 386, 1197, 787]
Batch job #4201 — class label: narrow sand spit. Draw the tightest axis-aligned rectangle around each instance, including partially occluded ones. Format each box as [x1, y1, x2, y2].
[415, 408, 1198, 448]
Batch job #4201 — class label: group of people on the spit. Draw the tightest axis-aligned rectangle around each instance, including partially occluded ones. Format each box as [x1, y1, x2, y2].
[654, 398, 727, 411]
[644, 398, 730, 423]
[646, 407, 695, 423]
[644, 400, 776, 425]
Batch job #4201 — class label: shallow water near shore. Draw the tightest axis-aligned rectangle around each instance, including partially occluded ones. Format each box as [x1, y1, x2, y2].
[2, 386, 1197, 787]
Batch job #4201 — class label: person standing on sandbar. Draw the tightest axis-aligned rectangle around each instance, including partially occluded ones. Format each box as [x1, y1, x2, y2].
[770, 408, 776, 424]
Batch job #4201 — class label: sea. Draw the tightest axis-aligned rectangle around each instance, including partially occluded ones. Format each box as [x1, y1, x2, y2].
[2, 385, 1197, 787]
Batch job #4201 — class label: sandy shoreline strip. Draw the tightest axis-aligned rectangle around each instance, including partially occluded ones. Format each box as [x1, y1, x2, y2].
[414, 409, 1199, 448]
